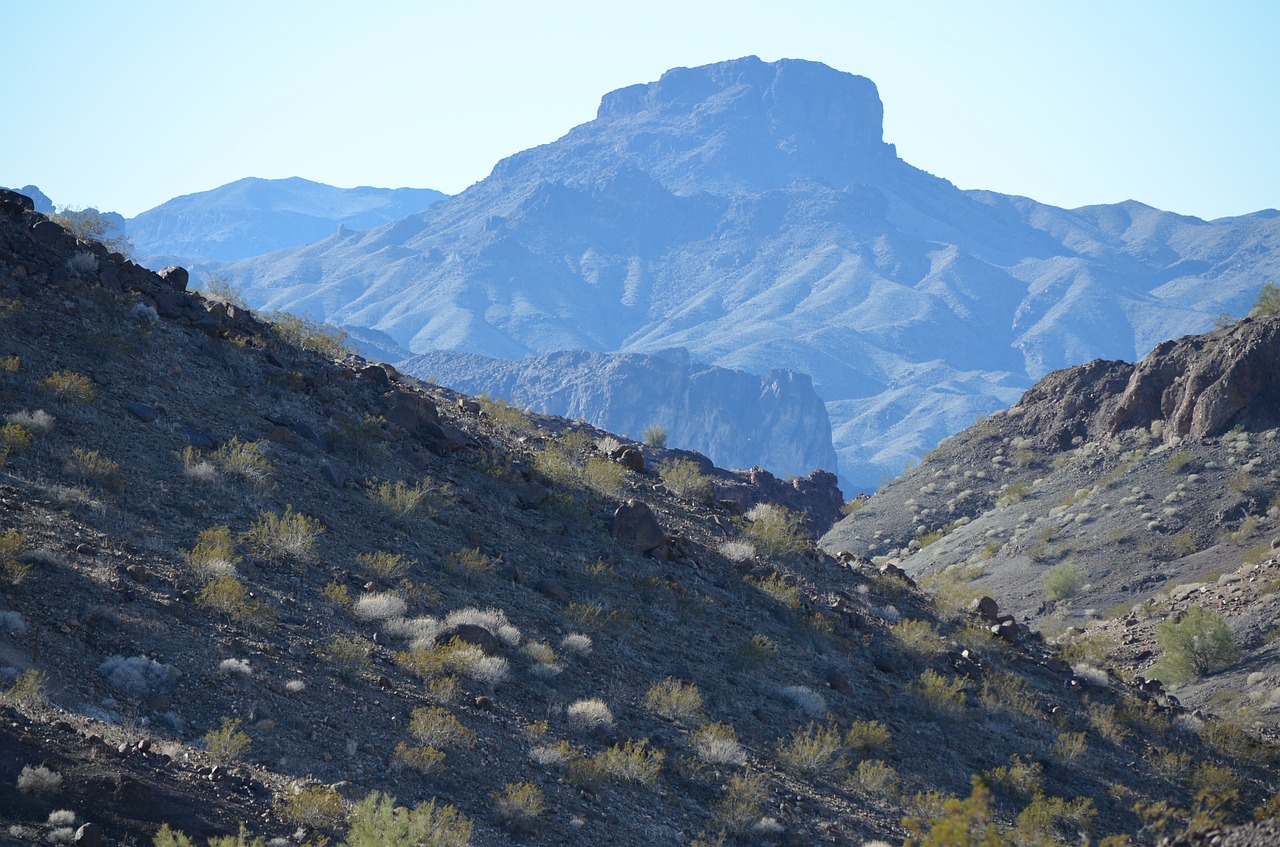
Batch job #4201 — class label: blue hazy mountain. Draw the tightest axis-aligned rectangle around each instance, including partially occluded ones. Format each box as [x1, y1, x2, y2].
[127, 176, 445, 264]
[221, 57, 1280, 491]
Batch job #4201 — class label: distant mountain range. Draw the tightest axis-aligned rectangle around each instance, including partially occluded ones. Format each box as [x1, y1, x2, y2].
[198, 57, 1280, 491]
[126, 176, 446, 265]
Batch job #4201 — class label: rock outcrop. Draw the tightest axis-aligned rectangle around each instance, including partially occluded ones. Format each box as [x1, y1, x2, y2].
[400, 348, 838, 481]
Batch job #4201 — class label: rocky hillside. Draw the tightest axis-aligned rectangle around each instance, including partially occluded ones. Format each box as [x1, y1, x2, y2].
[127, 177, 446, 266]
[220, 56, 1280, 492]
[400, 347, 839, 480]
[823, 315, 1280, 719]
[1, 188, 1278, 846]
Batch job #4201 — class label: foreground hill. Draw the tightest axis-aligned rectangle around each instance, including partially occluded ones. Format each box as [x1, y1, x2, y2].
[2, 189, 1279, 845]
[127, 177, 446, 265]
[221, 56, 1280, 491]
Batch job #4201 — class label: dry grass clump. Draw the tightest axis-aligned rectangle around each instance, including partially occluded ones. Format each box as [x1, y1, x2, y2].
[643, 677, 705, 723]
[197, 576, 274, 625]
[567, 739, 663, 786]
[442, 607, 522, 646]
[16, 764, 62, 798]
[776, 722, 846, 775]
[370, 479, 440, 518]
[560, 633, 593, 657]
[492, 782, 544, 833]
[566, 698, 615, 733]
[356, 550, 413, 585]
[0, 529, 30, 584]
[210, 438, 272, 489]
[780, 685, 826, 717]
[353, 592, 408, 621]
[692, 722, 747, 767]
[910, 669, 967, 717]
[44, 370, 96, 403]
[243, 505, 322, 567]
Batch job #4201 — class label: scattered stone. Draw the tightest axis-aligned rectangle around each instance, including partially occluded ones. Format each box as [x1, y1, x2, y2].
[125, 401, 158, 422]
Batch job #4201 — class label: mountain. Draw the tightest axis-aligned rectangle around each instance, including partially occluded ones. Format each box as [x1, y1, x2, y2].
[401, 347, 838, 479]
[6, 184, 1280, 846]
[220, 56, 1280, 494]
[127, 176, 446, 265]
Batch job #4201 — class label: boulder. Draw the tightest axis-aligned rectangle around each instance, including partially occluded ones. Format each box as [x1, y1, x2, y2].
[611, 445, 645, 472]
[611, 499, 667, 553]
[437, 624, 501, 655]
[158, 265, 189, 291]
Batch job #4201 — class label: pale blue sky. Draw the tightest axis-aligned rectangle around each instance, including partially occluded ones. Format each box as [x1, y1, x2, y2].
[3, 1, 1277, 219]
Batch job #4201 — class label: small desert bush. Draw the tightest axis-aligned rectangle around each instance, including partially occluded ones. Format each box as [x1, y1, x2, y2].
[732, 633, 779, 666]
[16, 764, 62, 798]
[560, 633, 593, 657]
[0, 529, 30, 583]
[492, 782, 544, 833]
[891, 618, 943, 658]
[99, 655, 179, 695]
[210, 438, 272, 489]
[44, 370, 96, 403]
[567, 739, 663, 786]
[4, 669, 47, 708]
[353, 592, 408, 621]
[780, 684, 826, 717]
[643, 677, 705, 723]
[327, 414, 387, 461]
[583, 456, 627, 497]
[567, 698, 615, 732]
[266, 311, 352, 359]
[1152, 606, 1241, 683]
[65, 447, 121, 491]
[197, 575, 273, 625]
[1087, 702, 1129, 744]
[743, 503, 808, 557]
[911, 669, 967, 717]
[476, 393, 532, 436]
[714, 770, 768, 834]
[0, 355, 18, 374]
[659, 458, 712, 501]
[370, 479, 439, 518]
[692, 722, 747, 767]
[277, 783, 345, 830]
[6, 409, 54, 433]
[1167, 449, 1195, 474]
[0, 422, 31, 466]
[529, 739, 575, 768]
[345, 792, 472, 847]
[320, 635, 372, 680]
[186, 525, 240, 578]
[443, 607, 522, 645]
[844, 720, 891, 757]
[204, 717, 252, 763]
[356, 551, 413, 585]
[1054, 731, 1085, 762]
[750, 572, 802, 609]
[407, 705, 475, 750]
[776, 722, 846, 775]
[852, 759, 899, 796]
[983, 754, 1043, 798]
[979, 672, 1041, 721]
[1043, 562, 1085, 602]
[447, 547, 494, 575]
[243, 505, 322, 566]
[642, 424, 668, 448]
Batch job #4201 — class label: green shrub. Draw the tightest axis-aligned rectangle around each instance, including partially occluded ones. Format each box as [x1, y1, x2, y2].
[370, 479, 438, 518]
[343, 792, 472, 847]
[891, 619, 943, 658]
[492, 782, 544, 834]
[776, 722, 846, 775]
[476, 394, 532, 436]
[266, 311, 352, 359]
[207, 824, 266, 847]
[320, 635, 372, 680]
[357, 551, 413, 585]
[44, 370, 97, 403]
[659, 458, 712, 501]
[1053, 731, 1088, 762]
[1043, 562, 1085, 601]
[567, 739, 663, 786]
[583, 456, 627, 497]
[1152, 606, 1241, 683]
[210, 438, 272, 489]
[153, 824, 196, 847]
[278, 783, 344, 831]
[844, 719, 891, 757]
[65, 447, 122, 491]
[243, 505, 322, 566]
[643, 677, 704, 723]
[446, 547, 494, 575]
[714, 770, 768, 834]
[910, 669, 966, 718]
[1251, 282, 1280, 317]
[197, 575, 273, 624]
[51, 207, 133, 255]
[852, 759, 899, 796]
[204, 717, 251, 763]
[4, 668, 47, 708]
[642, 424, 668, 448]
[749, 572, 802, 609]
[186, 525, 240, 578]
[743, 503, 808, 557]
[1167, 449, 1195, 474]
[0, 529, 30, 583]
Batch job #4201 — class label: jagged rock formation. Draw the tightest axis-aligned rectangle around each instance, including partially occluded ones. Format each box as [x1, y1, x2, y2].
[127, 176, 445, 265]
[222, 56, 1280, 492]
[400, 347, 838, 480]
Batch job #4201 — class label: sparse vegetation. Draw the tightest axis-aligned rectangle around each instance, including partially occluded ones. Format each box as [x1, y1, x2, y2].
[776, 721, 846, 775]
[1251, 281, 1280, 317]
[370, 479, 440, 518]
[492, 782, 544, 833]
[344, 792, 472, 847]
[0, 528, 30, 583]
[743, 503, 808, 557]
[642, 423, 668, 448]
[643, 677, 705, 723]
[659, 458, 712, 500]
[203, 717, 252, 763]
[1152, 606, 1241, 683]
[911, 669, 967, 717]
[265, 310, 352, 359]
[44, 370, 97, 403]
[243, 505, 322, 566]
[1043, 562, 1085, 601]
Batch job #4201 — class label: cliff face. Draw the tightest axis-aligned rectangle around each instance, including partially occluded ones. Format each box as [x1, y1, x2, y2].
[399, 348, 839, 480]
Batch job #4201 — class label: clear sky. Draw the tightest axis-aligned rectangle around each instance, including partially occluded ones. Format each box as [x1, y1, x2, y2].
[3, 1, 1277, 220]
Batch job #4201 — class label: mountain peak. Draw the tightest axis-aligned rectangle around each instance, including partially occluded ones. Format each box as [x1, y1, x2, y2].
[578, 56, 894, 193]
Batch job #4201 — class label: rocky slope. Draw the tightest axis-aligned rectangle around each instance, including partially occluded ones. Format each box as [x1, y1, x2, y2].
[822, 316, 1280, 723]
[219, 56, 1280, 492]
[400, 347, 839, 480]
[127, 177, 445, 266]
[2, 190, 1276, 845]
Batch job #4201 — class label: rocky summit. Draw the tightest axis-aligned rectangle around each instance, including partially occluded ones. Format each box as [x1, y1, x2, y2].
[6, 180, 1280, 847]
[220, 56, 1280, 492]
